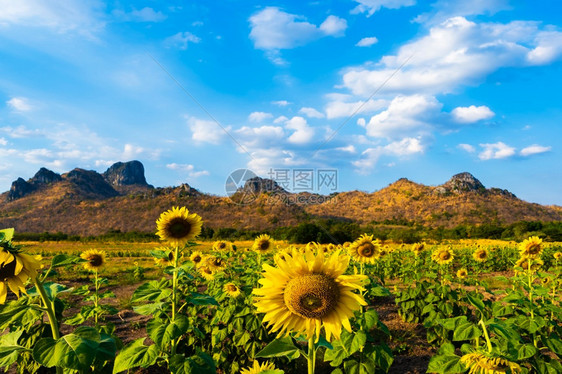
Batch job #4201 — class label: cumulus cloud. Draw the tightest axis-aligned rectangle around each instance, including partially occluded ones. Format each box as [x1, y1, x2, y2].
[272, 100, 291, 106]
[352, 0, 416, 17]
[458, 143, 475, 153]
[285, 116, 315, 144]
[164, 32, 201, 50]
[361, 95, 442, 139]
[353, 137, 425, 171]
[166, 163, 209, 178]
[248, 112, 273, 122]
[414, 0, 510, 25]
[478, 142, 516, 160]
[298, 107, 325, 119]
[188, 117, 228, 144]
[249, 7, 347, 50]
[520, 144, 551, 156]
[451, 105, 495, 123]
[235, 125, 284, 149]
[325, 98, 387, 119]
[0, 137, 7, 146]
[0, 0, 105, 35]
[356, 37, 378, 47]
[6, 97, 32, 112]
[341, 17, 562, 97]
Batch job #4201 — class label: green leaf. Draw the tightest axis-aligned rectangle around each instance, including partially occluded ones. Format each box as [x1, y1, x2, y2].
[543, 335, 562, 356]
[453, 322, 482, 341]
[0, 300, 43, 329]
[517, 344, 537, 360]
[133, 302, 167, 315]
[0, 228, 14, 242]
[150, 250, 168, 259]
[147, 316, 189, 349]
[112, 338, 159, 374]
[28, 282, 71, 301]
[50, 254, 81, 268]
[369, 284, 391, 297]
[131, 280, 172, 302]
[349, 331, 367, 355]
[255, 337, 301, 359]
[0, 331, 29, 368]
[169, 352, 216, 374]
[427, 354, 464, 374]
[440, 316, 468, 331]
[188, 292, 219, 306]
[32, 326, 102, 370]
[437, 342, 456, 356]
[363, 309, 379, 330]
[466, 294, 486, 315]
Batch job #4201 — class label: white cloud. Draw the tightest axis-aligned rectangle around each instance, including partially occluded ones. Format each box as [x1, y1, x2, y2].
[274, 115, 289, 124]
[458, 143, 475, 153]
[414, 0, 510, 25]
[362, 95, 442, 139]
[188, 117, 228, 144]
[0, 0, 105, 35]
[325, 98, 387, 119]
[6, 97, 32, 112]
[520, 144, 551, 156]
[235, 125, 284, 148]
[451, 105, 495, 123]
[356, 36, 379, 47]
[285, 116, 315, 144]
[249, 7, 347, 50]
[341, 17, 562, 97]
[0, 137, 7, 146]
[319, 15, 347, 36]
[164, 32, 201, 50]
[352, 0, 416, 17]
[166, 163, 209, 178]
[353, 137, 425, 171]
[1, 125, 42, 138]
[298, 107, 325, 119]
[478, 142, 516, 160]
[248, 111, 273, 122]
[113, 7, 166, 22]
[247, 148, 306, 175]
[272, 100, 291, 106]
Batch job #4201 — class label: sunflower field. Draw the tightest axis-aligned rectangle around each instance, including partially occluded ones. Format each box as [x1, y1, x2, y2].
[0, 207, 561, 374]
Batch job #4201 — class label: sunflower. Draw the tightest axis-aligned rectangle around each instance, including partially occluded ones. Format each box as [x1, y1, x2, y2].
[156, 207, 202, 247]
[213, 240, 233, 252]
[411, 243, 425, 256]
[457, 268, 468, 279]
[519, 236, 542, 258]
[240, 361, 278, 374]
[473, 248, 489, 263]
[203, 255, 226, 272]
[553, 251, 562, 260]
[252, 234, 274, 253]
[514, 257, 543, 273]
[189, 251, 203, 267]
[460, 351, 521, 374]
[80, 249, 106, 272]
[253, 248, 368, 342]
[0, 250, 42, 304]
[349, 234, 381, 264]
[432, 247, 454, 265]
[223, 282, 241, 298]
[198, 266, 215, 281]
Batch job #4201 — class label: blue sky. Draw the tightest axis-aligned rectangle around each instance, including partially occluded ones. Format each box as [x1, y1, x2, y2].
[1, 0, 562, 205]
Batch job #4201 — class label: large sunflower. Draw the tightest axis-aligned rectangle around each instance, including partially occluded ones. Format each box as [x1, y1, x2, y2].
[80, 249, 106, 271]
[156, 207, 203, 247]
[519, 236, 542, 258]
[348, 234, 381, 264]
[431, 247, 454, 265]
[253, 248, 368, 342]
[240, 361, 278, 374]
[252, 234, 274, 253]
[0, 250, 42, 304]
[473, 248, 489, 263]
[460, 351, 521, 374]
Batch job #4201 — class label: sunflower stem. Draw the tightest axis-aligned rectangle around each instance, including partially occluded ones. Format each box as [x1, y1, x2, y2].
[93, 270, 99, 326]
[478, 319, 493, 353]
[527, 259, 535, 320]
[34, 276, 63, 374]
[171, 245, 180, 355]
[307, 336, 316, 374]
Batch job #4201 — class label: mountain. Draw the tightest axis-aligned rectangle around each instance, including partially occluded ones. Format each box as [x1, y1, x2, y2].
[0, 164, 560, 236]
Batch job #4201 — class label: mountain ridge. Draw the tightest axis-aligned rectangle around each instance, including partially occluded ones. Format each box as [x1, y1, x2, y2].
[1, 162, 560, 235]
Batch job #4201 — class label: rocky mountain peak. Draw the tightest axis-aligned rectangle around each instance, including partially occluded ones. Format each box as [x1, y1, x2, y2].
[63, 168, 118, 199]
[31, 168, 62, 185]
[103, 161, 149, 187]
[436, 172, 485, 194]
[241, 177, 286, 194]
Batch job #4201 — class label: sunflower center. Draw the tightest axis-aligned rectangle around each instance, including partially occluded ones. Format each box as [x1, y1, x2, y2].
[192, 255, 201, 263]
[227, 284, 238, 292]
[167, 218, 192, 239]
[439, 251, 451, 261]
[527, 244, 540, 255]
[284, 274, 340, 319]
[88, 254, 103, 267]
[219, 242, 226, 249]
[0, 255, 17, 280]
[168, 252, 174, 261]
[259, 241, 270, 251]
[358, 243, 375, 257]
